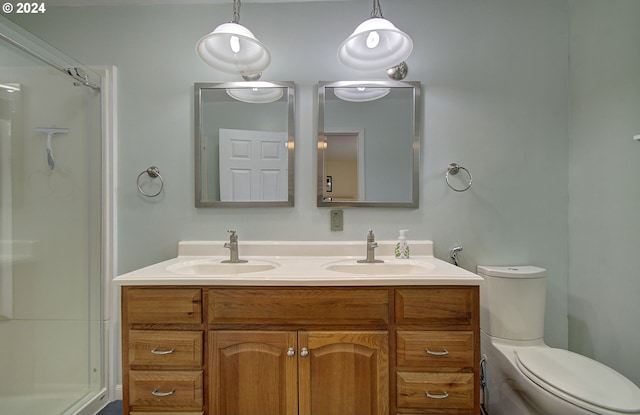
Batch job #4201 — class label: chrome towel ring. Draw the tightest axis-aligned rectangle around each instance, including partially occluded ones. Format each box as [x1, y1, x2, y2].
[137, 166, 164, 198]
[446, 163, 472, 192]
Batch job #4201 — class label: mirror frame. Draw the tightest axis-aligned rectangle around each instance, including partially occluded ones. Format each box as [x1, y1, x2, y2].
[317, 80, 421, 208]
[194, 81, 295, 207]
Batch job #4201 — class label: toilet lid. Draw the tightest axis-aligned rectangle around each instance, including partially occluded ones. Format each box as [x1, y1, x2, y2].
[516, 347, 640, 413]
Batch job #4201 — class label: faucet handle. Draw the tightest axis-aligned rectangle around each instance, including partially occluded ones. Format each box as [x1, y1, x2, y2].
[367, 229, 375, 241]
[227, 229, 238, 241]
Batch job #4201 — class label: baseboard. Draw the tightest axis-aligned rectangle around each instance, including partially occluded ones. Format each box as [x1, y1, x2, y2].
[114, 384, 123, 401]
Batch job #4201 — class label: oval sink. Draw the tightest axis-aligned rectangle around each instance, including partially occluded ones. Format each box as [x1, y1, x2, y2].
[325, 260, 436, 276]
[167, 259, 277, 276]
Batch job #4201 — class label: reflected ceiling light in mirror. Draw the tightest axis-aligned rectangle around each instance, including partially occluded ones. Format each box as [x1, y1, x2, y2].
[196, 0, 271, 80]
[0, 83, 20, 93]
[334, 86, 390, 102]
[337, 0, 413, 76]
[226, 87, 283, 103]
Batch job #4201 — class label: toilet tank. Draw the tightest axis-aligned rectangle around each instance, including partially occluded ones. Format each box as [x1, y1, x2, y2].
[477, 266, 547, 341]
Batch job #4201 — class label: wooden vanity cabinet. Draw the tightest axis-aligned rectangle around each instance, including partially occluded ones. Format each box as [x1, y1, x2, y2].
[121, 285, 479, 415]
[208, 288, 390, 415]
[395, 287, 479, 415]
[122, 287, 205, 415]
[209, 330, 388, 415]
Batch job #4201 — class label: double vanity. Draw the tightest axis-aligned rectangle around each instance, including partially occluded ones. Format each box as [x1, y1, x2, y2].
[114, 239, 483, 415]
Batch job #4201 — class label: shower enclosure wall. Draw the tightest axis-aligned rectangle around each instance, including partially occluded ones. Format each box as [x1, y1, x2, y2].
[0, 16, 110, 415]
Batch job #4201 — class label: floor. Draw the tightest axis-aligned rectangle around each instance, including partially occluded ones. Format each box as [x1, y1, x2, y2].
[96, 400, 121, 415]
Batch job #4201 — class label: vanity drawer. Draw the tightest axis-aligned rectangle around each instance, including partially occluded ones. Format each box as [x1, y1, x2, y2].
[125, 288, 202, 324]
[209, 288, 389, 325]
[129, 370, 203, 408]
[395, 287, 476, 326]
[397, 372, 474, 410]
[396, 331, 474, 369]
[129, 330, 203, 367]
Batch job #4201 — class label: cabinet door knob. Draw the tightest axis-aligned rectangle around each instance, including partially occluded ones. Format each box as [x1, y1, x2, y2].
[425, 348, 449, 356]
[300, 347, 309, 357]
[151, 389, 175, 397]
[287, 347, 295, 357]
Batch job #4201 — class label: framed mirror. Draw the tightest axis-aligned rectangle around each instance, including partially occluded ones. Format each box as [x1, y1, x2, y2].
[317, 80, 420, 208]
[195, 81, 295, 207]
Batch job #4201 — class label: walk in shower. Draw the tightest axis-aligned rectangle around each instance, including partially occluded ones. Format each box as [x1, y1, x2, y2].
[0, 15, 107, 415]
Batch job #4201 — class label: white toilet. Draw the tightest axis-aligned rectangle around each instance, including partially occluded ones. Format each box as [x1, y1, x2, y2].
[478, 265, 640, 415]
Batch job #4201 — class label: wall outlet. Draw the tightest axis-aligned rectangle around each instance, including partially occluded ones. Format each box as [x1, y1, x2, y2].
[330, 209, 343, 231]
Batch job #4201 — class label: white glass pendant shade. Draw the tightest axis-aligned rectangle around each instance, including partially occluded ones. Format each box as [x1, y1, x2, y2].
[226, 87, 283, 103]
[338, 18, 413, 71]
[196, 22, 271, 77]
[334, 86, 390, 102]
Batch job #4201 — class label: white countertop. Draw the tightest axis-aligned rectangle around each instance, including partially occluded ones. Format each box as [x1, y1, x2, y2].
[113, 240, 483, 287]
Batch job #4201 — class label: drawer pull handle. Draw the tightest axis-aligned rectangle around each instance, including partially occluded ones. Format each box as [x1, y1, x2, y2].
[426, 391, 449, 399]
[151, 389, 175, 397]
[287, 347, 295, 357]
[425, 348, 449, 356]
[151, 348, 175, 355]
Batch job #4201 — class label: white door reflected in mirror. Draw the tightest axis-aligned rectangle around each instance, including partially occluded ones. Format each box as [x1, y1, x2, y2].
[219, 128, 288, 202]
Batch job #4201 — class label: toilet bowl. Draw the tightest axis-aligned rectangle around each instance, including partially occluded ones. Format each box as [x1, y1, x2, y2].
[478, 265, 640, 415]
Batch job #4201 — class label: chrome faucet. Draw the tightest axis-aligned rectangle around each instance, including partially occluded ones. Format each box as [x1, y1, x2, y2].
[222, 230, 248, 264]
[358, 229, 384, 263]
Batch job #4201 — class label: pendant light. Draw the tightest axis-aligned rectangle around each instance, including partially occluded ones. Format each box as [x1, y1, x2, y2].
[196, 0, 270, 80]
[337, 0, 412, 78]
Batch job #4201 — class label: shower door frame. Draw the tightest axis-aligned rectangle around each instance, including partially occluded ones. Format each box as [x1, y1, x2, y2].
[50, 63, 118, 415]
[80, 64, 118, 415]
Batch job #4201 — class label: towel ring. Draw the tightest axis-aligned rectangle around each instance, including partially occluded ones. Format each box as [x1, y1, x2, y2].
[446, 163, 472, 192]
[137, 166, 164, 198]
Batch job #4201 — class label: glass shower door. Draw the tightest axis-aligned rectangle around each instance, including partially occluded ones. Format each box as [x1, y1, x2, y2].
[0, 16, 104, 415]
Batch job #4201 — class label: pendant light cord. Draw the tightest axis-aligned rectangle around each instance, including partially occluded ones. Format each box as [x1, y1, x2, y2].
[370, 0, 384, 18]
[232, 0, 241, 23]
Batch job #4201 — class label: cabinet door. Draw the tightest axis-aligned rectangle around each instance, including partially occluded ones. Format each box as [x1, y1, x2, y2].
[298, 331, 389, 415]
[209, 331, 298, 415]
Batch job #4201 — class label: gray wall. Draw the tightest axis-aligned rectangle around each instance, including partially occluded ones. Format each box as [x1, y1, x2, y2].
[12, 0, 577, 377]
[568, 0, 640, 385]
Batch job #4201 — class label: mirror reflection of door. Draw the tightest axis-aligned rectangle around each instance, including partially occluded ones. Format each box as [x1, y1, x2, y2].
[219, 128, 288, 201]
[322, 131, 364, 201]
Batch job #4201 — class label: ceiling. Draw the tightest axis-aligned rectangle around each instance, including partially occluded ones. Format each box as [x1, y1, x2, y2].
[47, 0, 353, 5]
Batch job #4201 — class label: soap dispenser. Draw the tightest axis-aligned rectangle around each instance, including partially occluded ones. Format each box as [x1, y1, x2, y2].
[395, 230, 410, 259]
